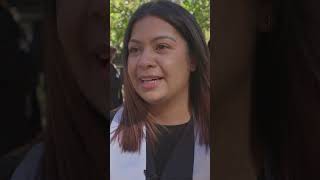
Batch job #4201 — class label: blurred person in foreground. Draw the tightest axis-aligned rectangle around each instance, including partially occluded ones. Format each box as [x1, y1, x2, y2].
[9, 0, 108, 179]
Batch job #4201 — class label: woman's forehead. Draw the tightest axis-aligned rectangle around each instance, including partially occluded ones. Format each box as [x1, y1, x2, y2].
[130, 16, 182, 42]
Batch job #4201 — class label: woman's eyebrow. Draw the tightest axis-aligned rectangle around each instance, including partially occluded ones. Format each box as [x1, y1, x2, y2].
[129, 36, 176, 44]
[152, 35, 176, 42]
[129, 39, 142, 44]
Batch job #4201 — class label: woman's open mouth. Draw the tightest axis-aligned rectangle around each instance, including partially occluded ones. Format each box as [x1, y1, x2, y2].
[139, 76, 164, 90]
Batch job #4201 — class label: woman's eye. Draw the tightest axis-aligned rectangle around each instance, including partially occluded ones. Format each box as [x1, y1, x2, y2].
[129, 47, 139, 54]
[156, 44, 169, 51]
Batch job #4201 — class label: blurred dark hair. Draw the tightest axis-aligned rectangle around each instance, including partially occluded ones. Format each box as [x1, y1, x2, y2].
[255, 0, 320, 179]
[41, 0, 107, 179]
[112, 0, 210, 152]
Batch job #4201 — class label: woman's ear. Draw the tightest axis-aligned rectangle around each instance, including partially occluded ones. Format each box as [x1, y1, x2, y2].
[257, 0, 273, 32]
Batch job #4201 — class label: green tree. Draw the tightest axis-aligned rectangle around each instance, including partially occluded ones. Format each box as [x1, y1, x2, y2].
[181, 0, 210, 41]
[110, 0, 210, 53]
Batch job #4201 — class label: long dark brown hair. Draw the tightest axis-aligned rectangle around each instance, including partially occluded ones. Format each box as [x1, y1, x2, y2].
[42, 0, 107, 179]
[112, 0, 210, 152]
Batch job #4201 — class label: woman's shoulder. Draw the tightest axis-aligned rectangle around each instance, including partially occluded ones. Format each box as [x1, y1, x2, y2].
[10, 143, 44, 180]
[110, 106, 123, 124]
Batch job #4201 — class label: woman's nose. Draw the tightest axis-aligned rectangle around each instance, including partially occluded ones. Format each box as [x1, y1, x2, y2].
[137, 48, 157, 69]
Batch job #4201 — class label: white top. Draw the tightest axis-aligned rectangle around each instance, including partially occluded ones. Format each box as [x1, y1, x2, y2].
[110, 107, 210, 180]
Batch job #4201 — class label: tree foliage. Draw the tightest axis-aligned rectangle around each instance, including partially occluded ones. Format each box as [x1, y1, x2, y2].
[110, 0, 210, 52]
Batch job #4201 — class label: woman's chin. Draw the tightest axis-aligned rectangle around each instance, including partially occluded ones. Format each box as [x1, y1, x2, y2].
[142, 94, 167, 106]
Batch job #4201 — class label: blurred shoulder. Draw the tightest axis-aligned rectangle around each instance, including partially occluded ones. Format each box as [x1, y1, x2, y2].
[10, 143, 44, 180]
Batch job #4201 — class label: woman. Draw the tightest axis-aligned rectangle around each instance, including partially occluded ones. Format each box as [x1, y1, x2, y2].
[110, 1, 210, 180]
[10, 0, 108, 179]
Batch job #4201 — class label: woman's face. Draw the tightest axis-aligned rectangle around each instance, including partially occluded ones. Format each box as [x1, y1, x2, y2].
[56, 0, 108, 118]
[127, 16, 195, 107]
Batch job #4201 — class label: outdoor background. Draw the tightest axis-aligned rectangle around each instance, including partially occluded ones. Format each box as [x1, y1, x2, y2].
[110, 0, 210, 67]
